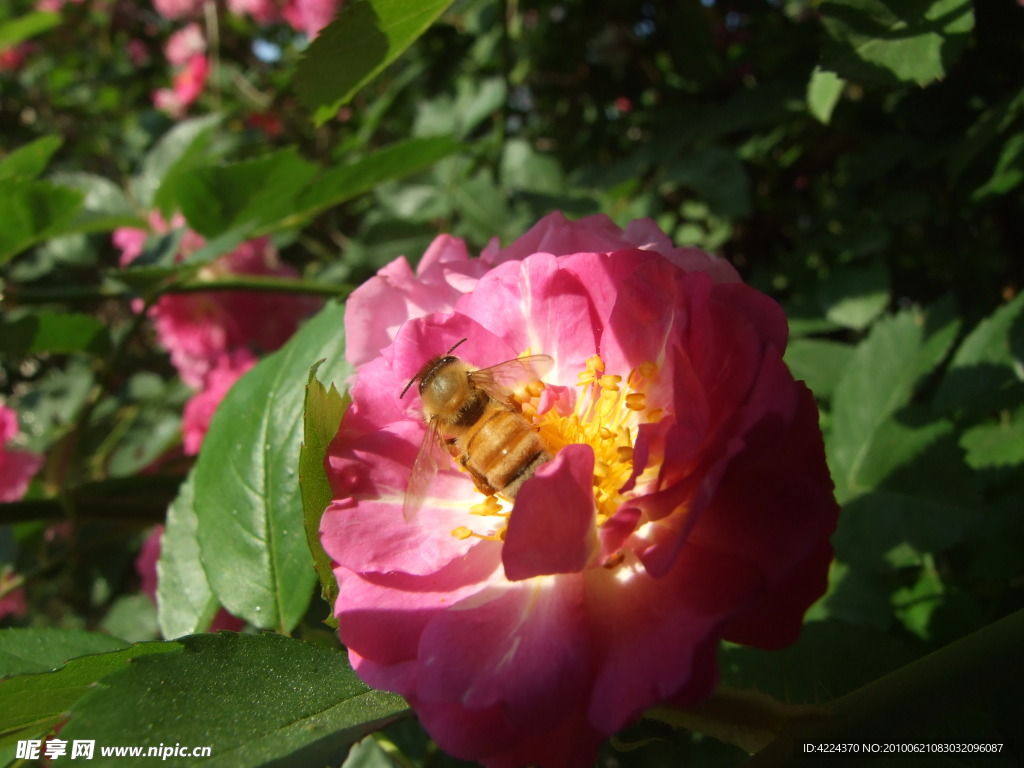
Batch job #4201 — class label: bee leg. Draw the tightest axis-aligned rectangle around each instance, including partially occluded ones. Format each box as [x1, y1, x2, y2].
[445, 437, 460, 459]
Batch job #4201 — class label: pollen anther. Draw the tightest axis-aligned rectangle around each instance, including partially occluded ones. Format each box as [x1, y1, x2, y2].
[534, 353, 663, 527]
[625, 393, 646, 410]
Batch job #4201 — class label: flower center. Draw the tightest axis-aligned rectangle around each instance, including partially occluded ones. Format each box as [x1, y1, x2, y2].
[449, 354, 660, 542]
[537, 354, 659, 524]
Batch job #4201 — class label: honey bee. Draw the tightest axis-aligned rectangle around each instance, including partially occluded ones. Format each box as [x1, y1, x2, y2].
[400, 338, 554, 520]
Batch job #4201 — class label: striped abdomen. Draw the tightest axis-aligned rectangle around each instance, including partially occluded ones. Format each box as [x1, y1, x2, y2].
[457, 406, 551, 498]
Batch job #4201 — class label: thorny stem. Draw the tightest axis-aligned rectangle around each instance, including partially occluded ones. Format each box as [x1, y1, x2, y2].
[60, 293, 158, 513]
[204, 0, 221, 113]
[5, 275, 352, 304]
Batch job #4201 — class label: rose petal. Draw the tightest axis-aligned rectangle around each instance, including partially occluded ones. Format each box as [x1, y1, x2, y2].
[503, 445, 597, 581]
[416, 577, 589, 732]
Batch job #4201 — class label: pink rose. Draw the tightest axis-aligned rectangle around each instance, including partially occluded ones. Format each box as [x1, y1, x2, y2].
[281, 0, 343, 36]
[0, 580, 27, 622]
[152, 54, 208, 117]
[0, 405, 43, 503]
[0, 45, 28, 72]
[126, 39, 151, 67]
[164, 23, 205, 67]
[321, 212, 839, 767]
[113, 215, 318, 388]
[226, 0, 282, 24]
[152, 0, 204, 20]
[181, 350, 256, 455]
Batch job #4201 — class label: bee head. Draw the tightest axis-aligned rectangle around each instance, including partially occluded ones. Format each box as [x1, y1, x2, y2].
[400, 338, 469, 399]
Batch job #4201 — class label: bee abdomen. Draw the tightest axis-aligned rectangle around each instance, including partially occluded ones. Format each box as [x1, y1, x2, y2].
[463, 410, 550, 498]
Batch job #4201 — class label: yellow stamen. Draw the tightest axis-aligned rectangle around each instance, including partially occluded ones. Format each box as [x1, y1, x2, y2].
[535, 355, 667, 529]
[451, 354, 668, 562]
[470, 496, 504, 516]
[625, 393, 646, 411]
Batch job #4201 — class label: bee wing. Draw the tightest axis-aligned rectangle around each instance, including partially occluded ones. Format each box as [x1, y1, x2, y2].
[468, 354, 553, 403]
[404, 418, 446, 521]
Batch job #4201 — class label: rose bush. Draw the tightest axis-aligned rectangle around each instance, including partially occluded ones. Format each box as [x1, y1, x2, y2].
[0, 405, 43, 503]
[322, 211, 839, 767]
[114, 214, 318, 389]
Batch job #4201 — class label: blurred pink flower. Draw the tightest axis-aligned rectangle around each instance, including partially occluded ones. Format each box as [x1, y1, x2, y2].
[0, 405, 43, 503]
[246, 111, 284, 138]
[126, 39, 151, 67]
[113, 214, 318, 389]
[282, 0, 342, 36]
[0, 43, 32, 72]
[152, 0, 204, 20]
[0, 572, 26, 622]
[137, 526, 245, 632]
[321, 212, 839, 767]
[225, 0, 342, 35]
[181, 351, 256, 455]
[226, 0, 281, 24]
[164, 23, 206, 67]
[153, 54, 208, 117]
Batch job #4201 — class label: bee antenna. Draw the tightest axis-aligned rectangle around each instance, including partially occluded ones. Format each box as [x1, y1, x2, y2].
[446, 338, 468, 355]
[400, 374, 418, 399]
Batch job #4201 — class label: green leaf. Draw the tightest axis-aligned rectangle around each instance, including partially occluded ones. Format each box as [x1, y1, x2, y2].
[971, 130, 1024, 201]
[821, 0, 974, 87]
[933, 292, 1024, 415]
[831, 413, 973, 570]
[300, 362, 349, 627]
[783, 338, 855, 401]
[157, 472, 224, 639]
[342, 735, 394, 768]
[98, 594, 159, 643]
[829, 304, 959, 498]
[137, 114, 225, 212]
[0, 311, 111, 357]
[294, 136, 460, 225]
[103, 376, 189, 479]
[500, 138, 565, 195]
[892, 567, 944, 641]
[62, 634, 409, 768]
[0, 629, 128, 677]
[825, 299, 969, 572]
[450, 168, 513, 244]
[0, 177, 84, 264]
[721, 618, 914, 704]
[813, 561, 897, 631]
[413, 76, 507, 139]
[0, 642, 178, 748]
[0, 11, 59, 49]
[50, 172, 146, 234]
[661, 146, 751, 218]
[807, 66, 845, 125]
[172, 147, 318, 237]
[0, 136, 62, 181]
[296, 0, 457, 125]
[193, 301, 352, 632]
[817, 260, 890, 331]
[961, 404, 1024, 470]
